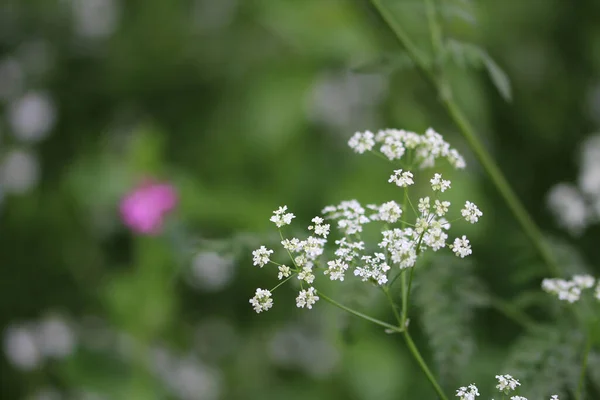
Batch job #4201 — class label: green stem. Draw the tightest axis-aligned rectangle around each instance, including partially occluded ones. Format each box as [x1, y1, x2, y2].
[367, 0, 561, 278]
[576, 333, 592, 400]
[319, 292, 404, 333]
[383, 285, 402, 327]
[404, 331, 449, 400]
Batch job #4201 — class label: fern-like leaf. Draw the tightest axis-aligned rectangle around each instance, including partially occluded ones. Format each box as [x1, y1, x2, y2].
[445, 39, 512, 101]
[413, 255, 488, 388]
[502, 323, 583, 398]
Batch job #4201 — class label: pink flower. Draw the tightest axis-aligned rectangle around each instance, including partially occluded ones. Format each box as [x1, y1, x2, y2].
[119, 180, 178, 235]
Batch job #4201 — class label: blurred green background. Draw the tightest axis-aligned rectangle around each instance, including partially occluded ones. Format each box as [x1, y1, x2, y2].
[2, 0, 600, 399]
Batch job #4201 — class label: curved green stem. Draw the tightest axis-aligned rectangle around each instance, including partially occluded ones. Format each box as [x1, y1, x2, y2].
[404, 331, 449, 400]
[319, 292, 404, 333]
[368, 0, 561, 277]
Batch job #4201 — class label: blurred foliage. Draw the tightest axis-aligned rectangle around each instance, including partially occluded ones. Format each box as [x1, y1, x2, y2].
[1, 0, 600, 399]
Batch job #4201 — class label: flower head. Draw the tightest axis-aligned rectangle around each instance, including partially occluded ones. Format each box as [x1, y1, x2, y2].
[456, 384, 479, 400]
[496, 374, 520, 393]
[348, 131, 375, 154]
[388, 169, 414, 187]
[430, 173, 451, 192]
[249, 288, 273, 313]
[296, 287, 319, 309]
[270, 205, 295, 228]
[462, 201, 483, 223]
[120, 180, 178, 235]
[252, 246, 273, 267]
[450, 235, 472, 258]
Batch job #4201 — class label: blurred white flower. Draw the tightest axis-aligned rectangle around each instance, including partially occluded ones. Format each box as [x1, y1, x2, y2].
[3, 324, 42, 371]
[306, 71, 386, 132]
[72, 0, 120, 39]
[547, 183, 590, 235]
[8, 92, 56, 142]
[268, 321, 339, 378]
[36, 315, 77, 359]
[188, 251, 235, 292]
[0, 149, 40, 194]
[192, 0, 237, 31]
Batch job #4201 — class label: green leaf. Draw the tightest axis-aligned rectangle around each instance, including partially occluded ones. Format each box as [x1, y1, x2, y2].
[445, 39, 512, 101]
[503, 323, 582, 398]
[413, 256, 488, 388]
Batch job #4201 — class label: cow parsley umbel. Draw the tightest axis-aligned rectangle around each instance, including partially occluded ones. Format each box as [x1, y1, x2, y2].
[248, 127, 483, 400]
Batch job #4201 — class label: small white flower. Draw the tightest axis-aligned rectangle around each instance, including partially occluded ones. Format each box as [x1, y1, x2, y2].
[448, 148, 466, 169]
[252, 246, 273, 267]
[380, 136, 406, 160]
[277, 265, 291, 280]
[542, 276, 590, 303]
[369, 201, 403, 223]
[249, 288, 273, 313]
[450, 235, 472, 258]
[354, 253, 390, 285]
[550, 395, 559, 400]
[415, 217, 429, 234]
[308, 216, 330, 238]
[510, 397, 527, 400]
[572, 274, 595, 289]
[298, 265, 315, 284]
[424, 227, 448, 251]
[456, 384, 479, 400]
[323, 200, 370, 235]
[269, 205, 295, 228]
[281, 238, 303, 252]
[434, 200, 451, 217]
[495, 374, 520, 393]
[462, 201, 483, 223]
[388, 169, 414, 187]
[303, 236, 326, 260]
[296, 287, 319, 309]
[324, 259, 348, 281]
[430, 173, 451, 192]
[348, 131, 375, 154]
[418, 197, 431, 215]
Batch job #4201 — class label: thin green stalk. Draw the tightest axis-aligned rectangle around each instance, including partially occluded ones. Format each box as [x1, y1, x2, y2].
[368, 0, 561, 277]
[576, 333, 592, 400]
[383, 286, 402, 326]
[384, 284, 449, 400]
[319, 292, 404, 333]
[404, 331, 449, 400]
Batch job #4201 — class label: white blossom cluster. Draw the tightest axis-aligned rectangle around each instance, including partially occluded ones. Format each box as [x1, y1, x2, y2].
[456, 374, 559, 400]
[348, 127, 466, 169]
[249, 127, 482, 313]
[547, 133, 600, 235]
[495, 374, 520, 393]
[541, 274, 599, 303]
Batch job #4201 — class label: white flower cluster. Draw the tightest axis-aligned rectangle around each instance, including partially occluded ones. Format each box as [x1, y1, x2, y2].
[541, 274, 599, 303]
[322, 200, 370, 235]
[456, 374, 559, 400]
[495, 374, 520, 393]
[546, 133, 600, 235]
[349, 127, 466, 169]
[269, 205, 295, 228]
[456, 384, 479, 400]
[249, 128, 482, 313]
